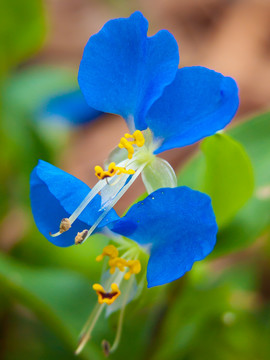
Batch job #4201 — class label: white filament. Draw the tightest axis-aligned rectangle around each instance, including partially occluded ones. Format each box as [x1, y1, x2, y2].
[68, 180, 106, 224]
[80, 163, 146, 244]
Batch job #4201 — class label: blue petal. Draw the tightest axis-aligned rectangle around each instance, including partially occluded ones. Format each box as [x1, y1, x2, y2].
[40, 89, 102, 126]
[78, 11, 179, 130]
[111, 187, 217, 287]
[30, 160, 119, 247]
[146, 67, 239, 154]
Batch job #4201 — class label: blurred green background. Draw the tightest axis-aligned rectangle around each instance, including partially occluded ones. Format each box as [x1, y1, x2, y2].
[0, 0, 270, 359]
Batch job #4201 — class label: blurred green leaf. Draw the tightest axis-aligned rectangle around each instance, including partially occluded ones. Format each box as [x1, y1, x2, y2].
[179, 133, 254, 227]
[229, 113, 270, 188]
[0, 252, 103, 360]
[12, 228, 109, 281]
[0, 0, 46, 76]
[0, 67, 78, 216]
[150, 262, 269, 360]
[216, 113, 270, 256]
[3, 66, 77, 116]
[201, 134, 254, 226]
[3, 310, 76, 360]
[1, 241, 160, 360]
[178, 112, 270, 256]
[0, 106, 53, 216]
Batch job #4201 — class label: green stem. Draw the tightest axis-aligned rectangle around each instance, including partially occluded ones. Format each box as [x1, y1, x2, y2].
[75, 304, 104, 355]
[109, 276, 134, 353]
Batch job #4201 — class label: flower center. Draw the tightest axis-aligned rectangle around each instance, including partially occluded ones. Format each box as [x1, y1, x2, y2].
[75, 242, 143, 355]
[94, 130, 145, 180]
[50, 130, 154, 244]
[95, 244, 142, 301]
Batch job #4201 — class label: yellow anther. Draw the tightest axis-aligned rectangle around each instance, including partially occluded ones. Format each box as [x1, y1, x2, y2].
[124, 260, 141, 280]
[134, 130, 145, 147]
[93, 283, 121, 305]
[95, 162, 117, 180]
[116, 167, 135, 176]
[108, 256, 141, 280]
[96, 245, 119, 262]
[118, 130, 145, 159]
[108, 257, 128, 274]
[94, 162, 135, 180]
[118, 138, 134, 159]
[125, 130, 145, 147]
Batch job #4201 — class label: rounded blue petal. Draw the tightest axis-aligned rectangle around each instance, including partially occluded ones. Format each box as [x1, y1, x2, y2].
[40, 89, 102, 126]
[30, 160, 119, 247]
[78, 11, 179, 130]
[146, 66, 239, 154]
[111, 187, 217, 287]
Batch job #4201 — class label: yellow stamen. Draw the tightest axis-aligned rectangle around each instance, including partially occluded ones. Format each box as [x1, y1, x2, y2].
[94, 131, 145, 179]
[108, 257, 128, 274]
[124, 260, 141, 280]
[96, 245, 119, 262]
[116, 167, 135, 176]
[95, 162, 117, 180]
[118, 130, 145, 159]
[94, 162, 135, 180]
[125, 130, 145, 147]
[93, 283, 121, 305]
[108, 256, 141, 279]
[118, 138, 134, 159]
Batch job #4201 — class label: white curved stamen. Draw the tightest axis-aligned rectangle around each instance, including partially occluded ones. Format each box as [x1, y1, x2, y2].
[79, 163, 146, 244]
[69, 181, 106, 224]
[51, 131, 151, 239]
[100, 157, 139, 207]
[71, 156, 137, 224]
[50, 180, 107, 237]
[51, 157, 139, 238]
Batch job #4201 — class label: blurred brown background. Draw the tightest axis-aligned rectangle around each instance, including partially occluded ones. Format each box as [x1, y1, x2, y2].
[34, 0, 270, 212]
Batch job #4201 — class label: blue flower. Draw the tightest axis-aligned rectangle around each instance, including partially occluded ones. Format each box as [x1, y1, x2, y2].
[30, 11, 238, 289]
[30, 12, 239, 352]
[78, 11, 239, 153]
[31, 161, 217, 287]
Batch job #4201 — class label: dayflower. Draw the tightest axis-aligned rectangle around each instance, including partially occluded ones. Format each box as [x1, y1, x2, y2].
[30, 11, 239, 354]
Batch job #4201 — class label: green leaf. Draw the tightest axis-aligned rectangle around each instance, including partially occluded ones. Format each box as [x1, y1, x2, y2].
[216, 113, 270, 255]
[151, 262, 270, 360]
[3, 311, 77, 360]
[201, 134, 254, 226]
[2, 66, 79, 153]
[0, 252, 103, 359]
[215, 197, 270, 257]
[0, 67, 78, 213]
[0, 0, 46, 76]
[3, 66, 77, 115]
[12, 229, 109, 281]
[229, 113, 270, 188]
[179, 133, 254, 227]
